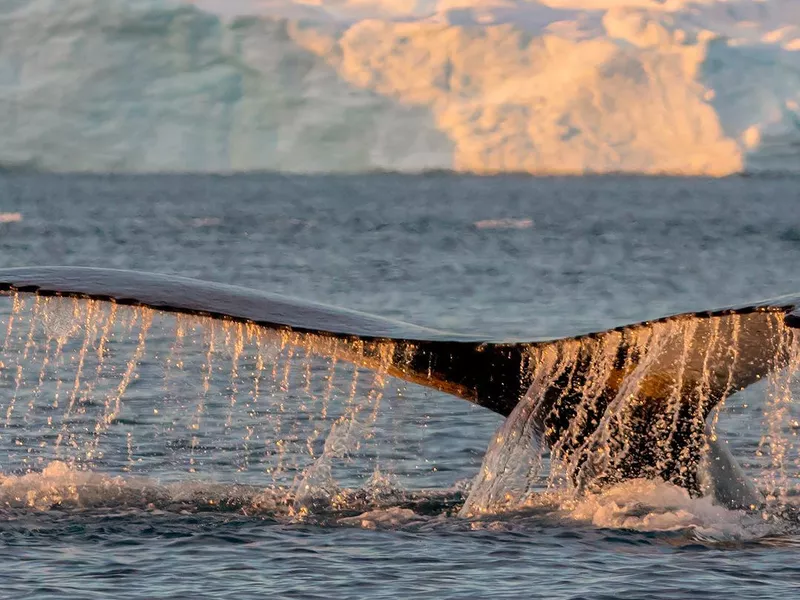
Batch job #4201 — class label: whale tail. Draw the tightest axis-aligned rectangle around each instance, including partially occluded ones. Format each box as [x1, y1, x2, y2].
[2, 266, 798, 501]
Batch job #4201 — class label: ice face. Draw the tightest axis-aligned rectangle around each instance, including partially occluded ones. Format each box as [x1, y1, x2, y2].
[0, 0, 797, 175]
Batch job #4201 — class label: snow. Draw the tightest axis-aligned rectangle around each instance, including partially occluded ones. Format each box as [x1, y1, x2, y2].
[0, 0, 797, 174]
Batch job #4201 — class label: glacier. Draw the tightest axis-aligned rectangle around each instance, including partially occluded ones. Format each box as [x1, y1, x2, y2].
[0, 0, 797, 175]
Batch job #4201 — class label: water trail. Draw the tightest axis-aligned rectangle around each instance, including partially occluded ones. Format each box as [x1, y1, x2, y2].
[1, 293, 22, 353]
[54, 300, 99, 459]
[758, 317, 800, 504]
[564, 322, 677, 491]
[25, 333, 53, 423]
[88, 303, 120, 461]
[111, 308, 152, 423]
[290, 340, 396, 515]
[239, 323, 261, 472]
[4, 295, 41, 427]
[223, 322, 244, 431]
[547, 331, 626, 488]
[461, 342, 577, 516]
[244, 326, 269, 473]
[189, 320, 216, 472]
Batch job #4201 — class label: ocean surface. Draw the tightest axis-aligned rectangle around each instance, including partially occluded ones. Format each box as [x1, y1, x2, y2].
[1, 173, 800, 599]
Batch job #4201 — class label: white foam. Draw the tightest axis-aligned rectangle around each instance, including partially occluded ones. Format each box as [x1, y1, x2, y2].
[561, 478, 780, 541]
[0, 461, 165, 511]
[2, 462, 797, 543]
[0, 462, 427, 520]
[338, 506, 424, 529]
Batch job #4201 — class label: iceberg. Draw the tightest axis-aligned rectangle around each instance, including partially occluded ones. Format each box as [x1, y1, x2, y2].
[0, 0, 797, 174]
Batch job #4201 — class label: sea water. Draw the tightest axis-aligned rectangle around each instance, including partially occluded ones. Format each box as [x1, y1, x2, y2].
[1, 173, 800, 599]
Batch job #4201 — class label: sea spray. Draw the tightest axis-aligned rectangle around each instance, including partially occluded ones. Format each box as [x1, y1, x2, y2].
[461, 313, 800, 515]
[2, 291, 800, 523]
[0, 295, 433, 505]
[458, 343, 569, 517]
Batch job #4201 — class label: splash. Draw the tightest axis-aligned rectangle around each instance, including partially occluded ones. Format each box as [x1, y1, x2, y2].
[459, 343, 569, 517]
[2, 291, 800, 534]
[461, 312, 800, 516]
[0, 459, 466, 525]
[562, 479, 785, 543]
[0, 295, 425, 504]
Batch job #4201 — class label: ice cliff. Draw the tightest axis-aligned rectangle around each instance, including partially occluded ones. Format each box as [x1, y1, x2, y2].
[0, 0, 797, 174]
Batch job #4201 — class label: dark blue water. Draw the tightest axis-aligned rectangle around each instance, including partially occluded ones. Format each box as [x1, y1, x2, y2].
[1, 173, 800, 599]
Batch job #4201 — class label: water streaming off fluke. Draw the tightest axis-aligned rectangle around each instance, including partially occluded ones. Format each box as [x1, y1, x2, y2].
[0, 299, 433, 513]
[1, 267, 800, 522]
[462, 316, 800, 516]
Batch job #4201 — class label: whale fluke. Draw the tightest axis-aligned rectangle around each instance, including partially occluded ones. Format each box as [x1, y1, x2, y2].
[1, 266, 798, 499]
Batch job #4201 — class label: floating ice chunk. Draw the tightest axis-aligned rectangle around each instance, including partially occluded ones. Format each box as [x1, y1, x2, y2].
[474, 218, 533, 230]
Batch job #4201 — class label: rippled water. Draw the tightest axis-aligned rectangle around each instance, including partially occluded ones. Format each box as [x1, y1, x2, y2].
[2, 173, 800, 599]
